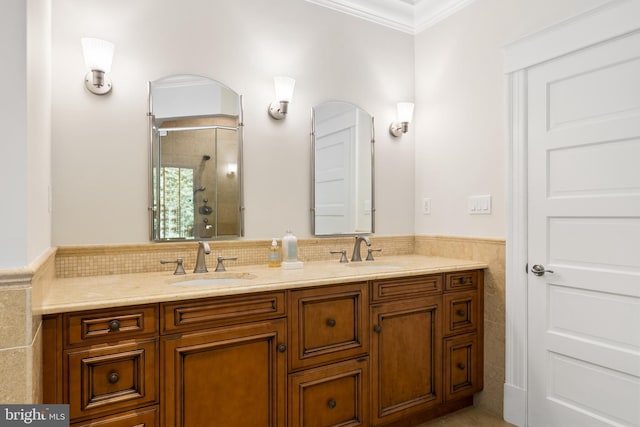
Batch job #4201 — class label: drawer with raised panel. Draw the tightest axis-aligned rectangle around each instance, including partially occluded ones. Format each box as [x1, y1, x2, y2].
[443, 333, 481, 401]
[289, 282, 368, 371]
[65, 305, 158, 347]
[370, 274, 442, 303]
[161, 291, 286, 334]
[444, 270, 478, 292]
[65, 339, 158, 420]
[443, 290, 478, 336]
[288, 357, 369, 427]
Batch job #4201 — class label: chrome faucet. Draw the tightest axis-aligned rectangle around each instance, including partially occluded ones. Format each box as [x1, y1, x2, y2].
[351, 236, 371, 262]
[194, 241, 211, 273]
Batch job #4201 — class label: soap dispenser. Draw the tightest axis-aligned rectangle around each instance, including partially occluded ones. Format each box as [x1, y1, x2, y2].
[281, 230, 303, 269]
[268, 238, 281, 268]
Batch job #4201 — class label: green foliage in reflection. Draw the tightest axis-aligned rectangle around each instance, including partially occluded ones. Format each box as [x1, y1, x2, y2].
[159, 167, 194, 239]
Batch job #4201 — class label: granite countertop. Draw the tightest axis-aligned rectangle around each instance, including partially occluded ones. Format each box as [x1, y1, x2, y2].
[40, 255, 488, 315]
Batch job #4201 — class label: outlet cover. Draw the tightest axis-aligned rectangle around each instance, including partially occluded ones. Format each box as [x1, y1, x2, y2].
[422, 198, 431, 215]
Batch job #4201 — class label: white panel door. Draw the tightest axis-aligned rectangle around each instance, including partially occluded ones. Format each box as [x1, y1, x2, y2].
[314, 111, 356, 235]
[527, 31, 640, 427]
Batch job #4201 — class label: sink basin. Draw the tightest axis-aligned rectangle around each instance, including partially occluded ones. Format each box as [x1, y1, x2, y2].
[170, 272, 255, 286]
[346, 263, 402, 271]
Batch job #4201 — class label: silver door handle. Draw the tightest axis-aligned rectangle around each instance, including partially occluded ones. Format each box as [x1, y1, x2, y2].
[531, 264, 554, 276]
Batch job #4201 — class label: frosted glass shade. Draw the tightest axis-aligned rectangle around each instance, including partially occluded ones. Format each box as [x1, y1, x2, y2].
[274, 76, 295, 102]
[81, 38, 114, 72]
[397, 102, 414, 123]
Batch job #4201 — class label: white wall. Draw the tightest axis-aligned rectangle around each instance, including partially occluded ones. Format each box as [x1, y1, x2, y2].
[413, 0, 610, 239]
[51, 0, 415, 245]
[0, 0, 51, 268]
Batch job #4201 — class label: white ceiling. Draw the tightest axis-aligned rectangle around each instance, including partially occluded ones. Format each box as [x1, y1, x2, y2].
[305, 0, 475, 34]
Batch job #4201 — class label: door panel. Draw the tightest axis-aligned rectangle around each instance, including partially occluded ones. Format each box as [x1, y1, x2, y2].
[527, 30, 640, 426]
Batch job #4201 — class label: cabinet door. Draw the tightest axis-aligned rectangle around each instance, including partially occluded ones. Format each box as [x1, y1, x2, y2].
[288, 358, 369, 427]
[161, 319, 286, 427]
[370, 296, 442, 425]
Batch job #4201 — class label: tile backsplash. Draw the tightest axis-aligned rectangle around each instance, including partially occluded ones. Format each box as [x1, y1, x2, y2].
[55, 236, 416, 278]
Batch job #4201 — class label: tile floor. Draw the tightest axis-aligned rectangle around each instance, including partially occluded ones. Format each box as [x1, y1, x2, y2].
[417, 407, 516, 426]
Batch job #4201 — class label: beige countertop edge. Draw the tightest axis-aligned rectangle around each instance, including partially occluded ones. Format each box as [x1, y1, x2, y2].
[39, 256, 488, 315]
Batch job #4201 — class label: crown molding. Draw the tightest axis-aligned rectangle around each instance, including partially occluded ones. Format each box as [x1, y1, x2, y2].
[305, 0, 474, 34]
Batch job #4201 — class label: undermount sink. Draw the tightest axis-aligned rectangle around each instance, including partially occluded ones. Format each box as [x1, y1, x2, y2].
[170, 272, 255, 286]
[346, 263, 401, 271]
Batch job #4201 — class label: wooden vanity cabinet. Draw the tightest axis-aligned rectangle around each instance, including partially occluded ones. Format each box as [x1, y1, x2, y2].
[43, 305, 159, 426]
[370, 270, 484, 426]
[43, 269, 483, 427]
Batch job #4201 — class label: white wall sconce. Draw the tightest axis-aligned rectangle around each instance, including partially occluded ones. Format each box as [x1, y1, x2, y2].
[81, 37, 114, 95]
[389, 102, 414, 137]
[268, 76, 296, 120]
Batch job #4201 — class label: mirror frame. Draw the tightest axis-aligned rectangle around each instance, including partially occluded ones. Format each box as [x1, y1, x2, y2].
[147, 74, 245, 241]
[310, 101, 375, 236]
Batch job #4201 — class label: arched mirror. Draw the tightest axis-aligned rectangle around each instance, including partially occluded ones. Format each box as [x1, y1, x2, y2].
[149, 74, 244, 241]
[311, 101, 375, 235]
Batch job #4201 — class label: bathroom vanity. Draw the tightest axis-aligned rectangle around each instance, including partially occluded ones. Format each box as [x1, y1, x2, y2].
[41, 256, 485, 427]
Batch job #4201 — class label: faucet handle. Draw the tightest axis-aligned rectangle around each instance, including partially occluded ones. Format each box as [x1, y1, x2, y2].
[330, 250, 349, 263]
[215, 255, 238, 272]
[366, 248, 382, 261]
[160, 258, 186, 275]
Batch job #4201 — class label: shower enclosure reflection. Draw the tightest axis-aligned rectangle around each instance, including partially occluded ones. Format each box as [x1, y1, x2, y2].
[149, 75, 244, 241]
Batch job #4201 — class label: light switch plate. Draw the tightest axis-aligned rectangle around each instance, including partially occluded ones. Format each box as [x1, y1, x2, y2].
[468, 195, 491, 214]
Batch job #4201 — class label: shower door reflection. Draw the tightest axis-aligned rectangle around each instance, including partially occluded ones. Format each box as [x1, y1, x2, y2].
[153, 117, 240, 240]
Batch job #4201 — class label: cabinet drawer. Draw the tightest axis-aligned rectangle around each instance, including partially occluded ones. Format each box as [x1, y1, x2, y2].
[71, 405, 158, 427]
[443, 290, 478, 336]
[443, 333, 482, 401]
[289, 283, 368, 371]
[371, 274, 441, 303]
[161, 291, 286, 334]
[65, 305, 158, 347]
[444, 270, 478, 292]
[288, 358, 369, 427]
[66, 339, 157, 420]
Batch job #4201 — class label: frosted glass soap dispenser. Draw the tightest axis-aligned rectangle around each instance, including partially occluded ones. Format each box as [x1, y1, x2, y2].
[281, 230, 303, 269]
